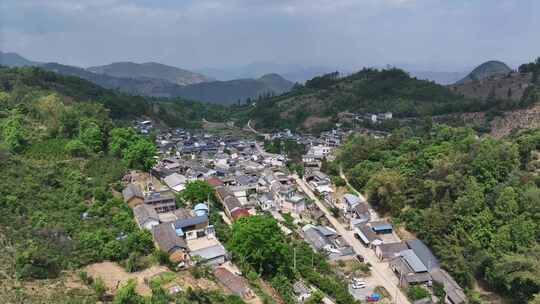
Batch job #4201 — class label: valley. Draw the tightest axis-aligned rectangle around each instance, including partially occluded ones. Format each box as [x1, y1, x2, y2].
[0, 57, 539, 304]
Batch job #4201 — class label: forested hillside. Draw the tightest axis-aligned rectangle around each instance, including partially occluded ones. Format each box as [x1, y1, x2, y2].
[0, 67, 239, 302]
[0, 66, 230, 128]
[332, 124, 540, 303]
[246, 68, 485, 131]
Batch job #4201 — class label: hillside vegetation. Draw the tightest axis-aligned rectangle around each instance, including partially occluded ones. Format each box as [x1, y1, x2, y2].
[332, 125, 540, 303]
[0, 67, 243, 303]
[0, 66, 230, 128]
[246, 68, 488, 131]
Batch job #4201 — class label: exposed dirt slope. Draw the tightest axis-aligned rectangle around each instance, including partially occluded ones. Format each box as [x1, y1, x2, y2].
[448, 72, 531, 101]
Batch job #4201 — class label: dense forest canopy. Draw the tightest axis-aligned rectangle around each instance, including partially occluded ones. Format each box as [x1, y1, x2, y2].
[333, 124, 540, 303]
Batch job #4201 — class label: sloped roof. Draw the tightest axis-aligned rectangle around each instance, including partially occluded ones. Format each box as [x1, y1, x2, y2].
[133, 204, 159, 224]
[400, 249, 428, 273]
[406, 239, 439, 271]
[190, 243, 226, 261]
[152, 223, 187, 253]
[231, 208, 250, 220]
[122, 183, 143, 202]
[303, 226, 331, 250]
[343, 193, 361, 205]
[164, 173, 186, 188]
[173, 215, 208, 229]
[207, 176, 224, 187]
[213, 267, 251, 296]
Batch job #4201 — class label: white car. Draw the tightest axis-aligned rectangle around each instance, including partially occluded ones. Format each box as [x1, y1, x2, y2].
[351, 282, 367, 289]
[351, 279, 367, 289]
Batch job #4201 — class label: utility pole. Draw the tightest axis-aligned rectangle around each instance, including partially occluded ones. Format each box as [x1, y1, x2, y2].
[293, 247, 297, 271]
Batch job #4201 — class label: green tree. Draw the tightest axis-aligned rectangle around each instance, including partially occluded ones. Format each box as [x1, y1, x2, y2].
[113, 279, 144, 304]
[305, 291, 324, 304]
[2, 110, 26, 153]
[228, 216, 292, 277]
[109, 128, 139, 157]
[493, 186, 519, 223]
[79, 119, 103, 153]
[407, 286, 430, 301]
[366, 169, 406, 215]
[65, 139, 88, 157]
[122, 138, 157, 171]
[181, 180, 214, 204]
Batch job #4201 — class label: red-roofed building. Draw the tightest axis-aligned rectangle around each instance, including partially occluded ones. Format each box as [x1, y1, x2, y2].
[230, 208, 250, 221]
[207, 176, 224, 187]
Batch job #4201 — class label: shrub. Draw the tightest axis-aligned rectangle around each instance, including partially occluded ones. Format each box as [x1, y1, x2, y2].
[407, 286, 430, 301]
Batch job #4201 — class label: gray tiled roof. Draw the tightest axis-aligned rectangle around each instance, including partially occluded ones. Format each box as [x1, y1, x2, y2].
[173, 215, 208, 229]
[133, 204, 158, 224]
[122, 183, 143, 202]
[400, 249, 428, 273]
[406, 239, 439, 271]
[152, 223, 187, 253]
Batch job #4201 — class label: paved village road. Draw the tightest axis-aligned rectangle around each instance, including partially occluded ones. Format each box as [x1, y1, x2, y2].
[294, 176, 411, 304]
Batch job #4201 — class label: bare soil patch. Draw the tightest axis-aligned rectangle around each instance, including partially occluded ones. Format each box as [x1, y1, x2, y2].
[85, 262, 168, 296]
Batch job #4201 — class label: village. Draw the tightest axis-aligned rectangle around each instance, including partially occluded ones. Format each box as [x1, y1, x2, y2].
[114, 119, 467, 304]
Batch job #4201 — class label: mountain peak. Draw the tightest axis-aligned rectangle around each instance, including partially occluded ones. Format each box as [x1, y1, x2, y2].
[455, 60, 512, 84]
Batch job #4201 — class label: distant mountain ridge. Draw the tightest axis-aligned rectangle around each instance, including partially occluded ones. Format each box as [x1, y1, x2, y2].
[0, 51, 41, 67]
[455, 60, 512, 84]
[0, 51, 294, 104]
[168, 74, 294, 105]
[88, 61, 211, 86]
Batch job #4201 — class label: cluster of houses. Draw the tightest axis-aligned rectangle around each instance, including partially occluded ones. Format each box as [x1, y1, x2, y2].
[122, 183, 226, 268]
[124, 122, 466, 304]
[339, 192, 466, 304]
[339, 112, 393, 124]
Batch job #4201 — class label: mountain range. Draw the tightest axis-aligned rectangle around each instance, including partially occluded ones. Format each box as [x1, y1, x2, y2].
[0, 52, 293, 104]
[88, 61, 211, 86]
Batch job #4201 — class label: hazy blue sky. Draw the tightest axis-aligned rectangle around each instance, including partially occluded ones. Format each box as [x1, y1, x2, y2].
[1, 0, 538, 71]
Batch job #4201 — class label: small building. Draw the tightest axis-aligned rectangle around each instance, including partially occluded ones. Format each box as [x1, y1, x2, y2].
[207, 176, 224, 187]
[163, 173, 187, 192]
[231, 208, 250, 221]
[293, 281, 312, 302]
[354, 223, 382, 248]
[351, 202, 370, 223]
[371, 222, 393, 234]
[133, 204, 160, 230]
[390, 249, 432, 287]
[257, 193, 275, 211]
[189, 239, 227, 266]
[342, 193, 362, 211]
[122, 183, 144, 208]
[152, 223, 188, 264]
[144, 190, 177, 213]
[406, 239, 439, 272]
[430, 268, 467, 304]
[193, 203, 209, 217]
[213, 267, 255, 299]
[172, 215, 211, 240]
[375, 242, 408, 261]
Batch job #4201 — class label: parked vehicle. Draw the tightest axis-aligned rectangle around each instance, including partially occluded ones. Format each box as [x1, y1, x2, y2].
[366, 293, 381, 302]
[355, 254, 365, 262]
[351, 279, 367, 289]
